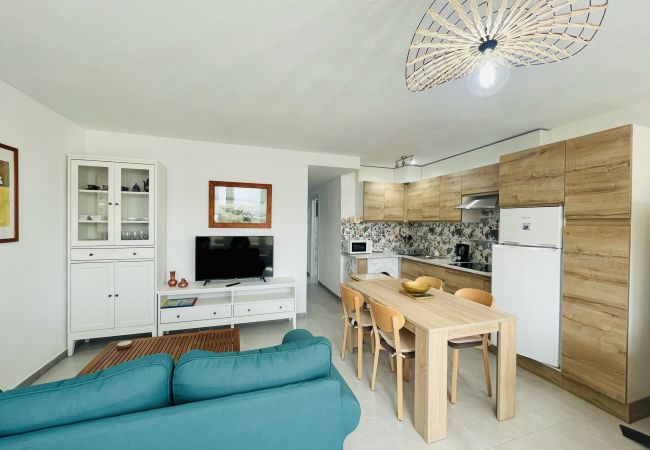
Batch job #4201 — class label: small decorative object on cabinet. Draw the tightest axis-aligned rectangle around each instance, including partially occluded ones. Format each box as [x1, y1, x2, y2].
[132, 182, 141, 192]
[178, 278, 189, 288]
[168, 271, 178, 287]
[209, 181, 272, 228]
[0, 142, 19, 243]
[143, 178, 149, 192]
[67, 155, 165, 356]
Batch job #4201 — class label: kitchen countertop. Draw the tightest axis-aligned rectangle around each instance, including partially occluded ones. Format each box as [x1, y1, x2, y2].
[341, 251, 492, 278]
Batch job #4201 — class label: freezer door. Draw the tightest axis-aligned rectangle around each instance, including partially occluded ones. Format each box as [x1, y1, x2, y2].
[499, 206, 564, 248]
[492, 244, 562, 367]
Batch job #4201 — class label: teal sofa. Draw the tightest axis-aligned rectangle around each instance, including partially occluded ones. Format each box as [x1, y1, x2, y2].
[0, 329, 360, 449]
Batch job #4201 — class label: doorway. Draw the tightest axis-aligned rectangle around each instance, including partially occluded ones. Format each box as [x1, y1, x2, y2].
[309, 196, 319, 281]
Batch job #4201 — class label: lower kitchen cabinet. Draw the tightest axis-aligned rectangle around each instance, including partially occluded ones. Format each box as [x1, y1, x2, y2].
[70, 261, 155, 334]
[400, 259, 491, 294]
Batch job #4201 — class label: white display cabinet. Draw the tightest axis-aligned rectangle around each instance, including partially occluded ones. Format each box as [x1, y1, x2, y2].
[67, 155, 165, 355]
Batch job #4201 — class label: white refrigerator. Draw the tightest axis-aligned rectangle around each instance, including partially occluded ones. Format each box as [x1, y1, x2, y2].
[492, 206, 563, 368]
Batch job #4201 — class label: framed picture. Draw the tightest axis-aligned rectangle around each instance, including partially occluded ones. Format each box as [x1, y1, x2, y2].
[209, 181, 272, 228]
[0, 143, 18, 243]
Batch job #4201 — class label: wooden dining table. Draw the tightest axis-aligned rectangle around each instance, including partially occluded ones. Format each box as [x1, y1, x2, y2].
[347, 278, 517, 443]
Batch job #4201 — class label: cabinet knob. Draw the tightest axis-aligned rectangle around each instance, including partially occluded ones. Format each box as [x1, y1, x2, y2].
[133, 252, 137, 255]
[108, 294, 112, 298]
[279, 306, 283, 309]
[108, 202, 113, 206]
[115, 294, 119, 298]
[213, 312, 217, 315]
[247, 309, 251, 312]
[115, 202, 120, 206]
[176, 315, 180, 318]
[89, 253, 94, 256]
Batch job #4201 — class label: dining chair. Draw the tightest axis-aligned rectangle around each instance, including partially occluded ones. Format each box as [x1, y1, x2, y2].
[448, 288, 495, 404]
[415, 275, 445, 291]
[367, 297, 415, 421]
[340, 284, 374, 380]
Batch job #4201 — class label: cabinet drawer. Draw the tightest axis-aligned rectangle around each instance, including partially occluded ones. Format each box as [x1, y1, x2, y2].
[234, 300, 294, 317]
[71, 247, 155, 261]
[160, 304, 232, 324]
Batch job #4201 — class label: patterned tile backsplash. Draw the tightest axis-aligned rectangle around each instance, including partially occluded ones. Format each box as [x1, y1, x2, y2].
[341, 209, 500, 264]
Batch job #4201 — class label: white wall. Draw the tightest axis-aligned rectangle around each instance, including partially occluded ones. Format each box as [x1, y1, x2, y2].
[86, 131, 358, 314]
[0, 80, 85, 390]
[308, 176, 342, 294]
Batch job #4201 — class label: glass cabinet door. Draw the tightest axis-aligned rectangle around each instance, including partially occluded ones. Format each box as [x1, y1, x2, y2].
[70, 161, 114, 246]
[115, 163, 154, 246]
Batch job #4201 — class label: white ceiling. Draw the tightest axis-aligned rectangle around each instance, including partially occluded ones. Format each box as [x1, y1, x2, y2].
[308, 166, 354, 191]
[1, 1, 650, 166]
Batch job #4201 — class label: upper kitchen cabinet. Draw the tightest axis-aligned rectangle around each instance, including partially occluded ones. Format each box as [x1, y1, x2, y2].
[499, 142, 566, 207]
[439, 174, 461, 221]
[565, 126, 631, 220]
[461, 163, 499, 195]
[405, 178, 439, 221]
[363, 182, 404, 221]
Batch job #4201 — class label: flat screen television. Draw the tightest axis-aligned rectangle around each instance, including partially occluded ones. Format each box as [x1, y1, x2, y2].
[195, 236, 273, 281]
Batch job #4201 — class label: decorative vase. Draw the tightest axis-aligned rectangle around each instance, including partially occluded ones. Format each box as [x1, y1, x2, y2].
[167, 271, 178, 287]
[143, 178, 149, 192]
[132, 182, 141, 192]
[178, 278, 189, 288]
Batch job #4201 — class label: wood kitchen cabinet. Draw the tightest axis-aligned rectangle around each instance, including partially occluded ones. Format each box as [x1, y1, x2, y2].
[565, 125, 631, 220]
[400, 259, 491, 295]
[363, 182, 404, 221]
[439, 174, 461, 221]
[562, 220, 630, 403]
[461, 163, 499, 195]
[405, 178, 440, 221]
[499, 142, 566, 207]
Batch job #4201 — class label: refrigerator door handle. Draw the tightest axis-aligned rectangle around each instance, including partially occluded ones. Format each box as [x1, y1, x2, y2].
[499, 241, 561, 249]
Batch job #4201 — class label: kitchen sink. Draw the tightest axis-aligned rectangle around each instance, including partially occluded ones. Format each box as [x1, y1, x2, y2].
[448, 261, 492, 273]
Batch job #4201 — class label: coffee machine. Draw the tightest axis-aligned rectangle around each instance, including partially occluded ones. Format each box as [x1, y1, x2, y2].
[454, 243, 471, 262]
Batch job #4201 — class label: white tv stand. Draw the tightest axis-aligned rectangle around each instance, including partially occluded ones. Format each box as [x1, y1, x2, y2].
[156, 277, 296, 334]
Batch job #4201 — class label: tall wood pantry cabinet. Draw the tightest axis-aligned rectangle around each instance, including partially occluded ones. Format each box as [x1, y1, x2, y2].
[67, 155, 165, 355]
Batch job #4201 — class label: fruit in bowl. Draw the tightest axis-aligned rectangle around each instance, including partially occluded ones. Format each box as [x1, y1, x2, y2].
[402, 281, 430, 295]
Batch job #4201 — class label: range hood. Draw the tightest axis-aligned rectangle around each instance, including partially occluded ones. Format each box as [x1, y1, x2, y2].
[456, 194, 498, 210]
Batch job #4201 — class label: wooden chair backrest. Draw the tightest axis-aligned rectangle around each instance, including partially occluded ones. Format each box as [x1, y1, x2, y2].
[455, 288, 494, 308]
[367, 297, 405, 333]
[415, 275, 444, 291]
[340, 284, 364, 316]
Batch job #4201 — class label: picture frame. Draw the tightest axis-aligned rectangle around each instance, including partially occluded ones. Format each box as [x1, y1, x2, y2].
[0, 143, 18, 243]
[209, 181, 272, 228]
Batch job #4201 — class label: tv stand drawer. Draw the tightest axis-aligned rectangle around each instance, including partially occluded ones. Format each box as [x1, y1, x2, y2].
[160, 304, 232, 324]
[234, 300, 294, 317]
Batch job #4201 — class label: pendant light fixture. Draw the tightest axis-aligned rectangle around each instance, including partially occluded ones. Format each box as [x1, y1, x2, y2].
[405, 0, 608, 95]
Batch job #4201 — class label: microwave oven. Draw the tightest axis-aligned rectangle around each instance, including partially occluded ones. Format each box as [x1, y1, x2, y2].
[342, 239, 373, 255]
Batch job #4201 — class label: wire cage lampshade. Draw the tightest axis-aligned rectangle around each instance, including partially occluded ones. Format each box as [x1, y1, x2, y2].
[405, 0, 609, 94]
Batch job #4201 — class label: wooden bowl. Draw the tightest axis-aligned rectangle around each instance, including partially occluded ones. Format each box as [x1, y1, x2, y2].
[402, 281, 430, 295]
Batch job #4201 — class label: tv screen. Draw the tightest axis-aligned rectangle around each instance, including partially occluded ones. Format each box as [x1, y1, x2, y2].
[195, 236, 273, 281]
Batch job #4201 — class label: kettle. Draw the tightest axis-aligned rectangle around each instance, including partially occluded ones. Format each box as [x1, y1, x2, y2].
[454, 243, 471, 262]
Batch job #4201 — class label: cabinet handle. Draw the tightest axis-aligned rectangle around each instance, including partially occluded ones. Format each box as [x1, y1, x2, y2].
[176, 315, 180, 318]
[108, 294, 112, 298]
[89, 253, 94, 256]
[133, 252, 137, 255]
[279, 306, 283, 309]
[213, 312, 217, 315]
[108, 202, 113, 206]
[247, 309, 251, 312]
[114, 294, 119, 298]
[115, 202, 120, 206]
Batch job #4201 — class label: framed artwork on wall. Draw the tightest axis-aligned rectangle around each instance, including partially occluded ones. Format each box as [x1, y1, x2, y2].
[0, 143, 18, 243]
[209, 181, 272, 228]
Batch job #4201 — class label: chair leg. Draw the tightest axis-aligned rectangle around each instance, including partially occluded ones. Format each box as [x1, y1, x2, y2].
[371, 344, 380, 391]
[357, 326, 363, 380]
[482, 337, 492, 398]
[348, 326, 355, 353]
[396, 355, 404, 421]
[451, 349, 459, 404]
[341, 322, 348, 361]
[403, 357, 410, 382]
[388, 352, 395, 372]
[370, 331, 375, 355]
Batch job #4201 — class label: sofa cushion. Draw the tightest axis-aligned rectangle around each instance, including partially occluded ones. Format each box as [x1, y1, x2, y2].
[173, 332, 332, 404]
[0, 354, 173, 437]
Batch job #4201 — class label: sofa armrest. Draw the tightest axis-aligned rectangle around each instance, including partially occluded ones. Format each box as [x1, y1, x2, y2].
[329, 365, 361, 437]
[282, 328, 315, 344]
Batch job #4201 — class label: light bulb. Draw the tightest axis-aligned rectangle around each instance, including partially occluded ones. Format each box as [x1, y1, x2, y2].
[467, 49, 511, 97]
